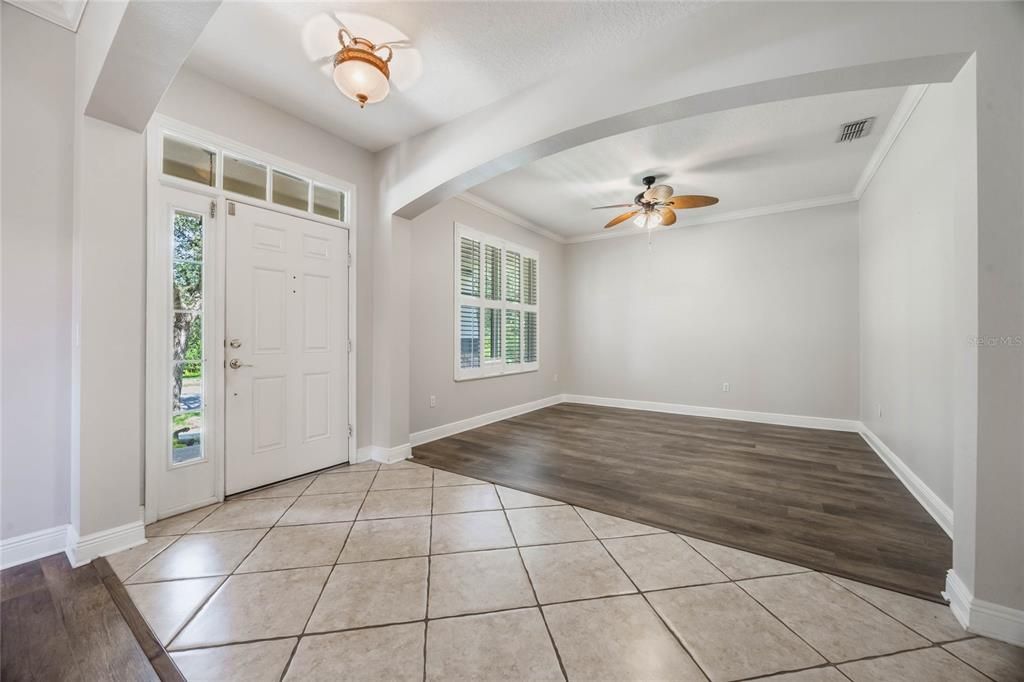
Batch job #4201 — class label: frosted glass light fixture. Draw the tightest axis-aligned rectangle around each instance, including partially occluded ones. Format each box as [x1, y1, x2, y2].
[634, 211, 664, 229]
[332, 28, 394, 108]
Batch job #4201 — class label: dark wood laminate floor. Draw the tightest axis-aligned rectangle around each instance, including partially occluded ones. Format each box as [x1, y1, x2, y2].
[1, 554, 167, 682]
[412, 403, 952, 601]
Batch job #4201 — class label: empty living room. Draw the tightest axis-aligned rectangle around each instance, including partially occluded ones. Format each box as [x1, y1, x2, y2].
[2, 1, 1023, 680]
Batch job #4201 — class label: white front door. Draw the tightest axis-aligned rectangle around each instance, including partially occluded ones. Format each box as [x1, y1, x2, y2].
[224, 201, 350, 494]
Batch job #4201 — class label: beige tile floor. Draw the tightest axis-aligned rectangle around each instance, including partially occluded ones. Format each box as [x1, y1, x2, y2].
[108, 460, 1024, 682]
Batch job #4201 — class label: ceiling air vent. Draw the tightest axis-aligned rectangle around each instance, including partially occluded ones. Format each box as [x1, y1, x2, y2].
[836, 117, 875, 142]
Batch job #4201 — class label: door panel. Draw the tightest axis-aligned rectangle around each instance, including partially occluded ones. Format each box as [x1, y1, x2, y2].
[225, 202, 349, 493]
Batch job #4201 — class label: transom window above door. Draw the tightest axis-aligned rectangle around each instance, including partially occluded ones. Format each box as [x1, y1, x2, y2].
[161, 134, 348, 223]
[455, 224, 539, 380]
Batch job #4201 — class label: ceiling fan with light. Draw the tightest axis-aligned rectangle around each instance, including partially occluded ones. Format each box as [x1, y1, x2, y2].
[593, 176, 718, 230]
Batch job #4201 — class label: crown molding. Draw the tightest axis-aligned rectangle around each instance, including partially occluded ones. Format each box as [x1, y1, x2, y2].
[5, 0, 87, 31]
[854, 83, 929, 199]
[564, 193, 857, 245]
[456, 192, 567, 244]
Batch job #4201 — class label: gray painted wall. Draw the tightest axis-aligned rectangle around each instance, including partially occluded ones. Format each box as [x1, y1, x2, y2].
[859, 84, 955, 507]
[409, 198, 564, 435]
[1, 5, 75, 540]
[564, 203, 861, 419]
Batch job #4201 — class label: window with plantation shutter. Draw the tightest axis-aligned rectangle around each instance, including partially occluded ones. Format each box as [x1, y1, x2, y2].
[454, 223, 539, 380]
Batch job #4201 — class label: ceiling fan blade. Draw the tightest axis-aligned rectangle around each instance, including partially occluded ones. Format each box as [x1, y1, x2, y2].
[377, 39, 413, 50]
[658, 207, 677, 226]
[667, 195, 719, 209]
[643, 184, 673, 202]
[604, 210, 638, 229]
[591, 203, 635, 210]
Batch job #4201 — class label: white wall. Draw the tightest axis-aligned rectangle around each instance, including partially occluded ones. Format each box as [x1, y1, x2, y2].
[409, 198, 564, 435]
[859, 84, 955, 506]
[564, 203, 860, 420]
[1, 4, 75, 540]
[157, 67, 377, 448]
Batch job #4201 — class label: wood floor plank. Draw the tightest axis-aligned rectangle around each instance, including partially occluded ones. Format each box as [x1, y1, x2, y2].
[412, 403, 951, 601]
[0, 583, 82, 682]
[39, 555, 159, 682]
[0, 554, 162, 682]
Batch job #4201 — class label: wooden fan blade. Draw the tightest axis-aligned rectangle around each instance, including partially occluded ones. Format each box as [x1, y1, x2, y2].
[643, 184, 673, 202]
[604, 210, 638, 229]
[591, 203, 635, 210]
[658, 207, 677, 226]
[667, 195, 719, 209]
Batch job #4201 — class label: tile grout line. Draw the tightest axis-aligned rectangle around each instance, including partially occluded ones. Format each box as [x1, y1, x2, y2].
[278, 461, 383, 681]
[571, 504, 712, 681]
[676, 527, 930, 670]
[935, 644, 1001, 682]
[423, 467, 434, 682]
[119, 500, 226, 582]
[729, 577, 978, 675]
[730, 574, 843, 667]
[163, 465, 360, 654]
[819, 572, 979, 647]
[163, 529, 275, 649]
[498, 495, 569, 681]
[165, 488, 313, 651]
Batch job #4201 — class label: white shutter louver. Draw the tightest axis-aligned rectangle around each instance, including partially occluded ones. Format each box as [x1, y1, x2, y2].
[484, 244, 502, 300]
[505, 310, 521, 364]
[459, 237, 480, 297]
[523, 311, 537, 363]
[459, 305, 481, 368]
[523, 257, 537, 305]
[505, 251, 521, 303]
[483, 308, 502, 361]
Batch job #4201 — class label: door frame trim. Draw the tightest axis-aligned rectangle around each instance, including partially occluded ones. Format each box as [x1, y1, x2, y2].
[144, 116, 358, 523]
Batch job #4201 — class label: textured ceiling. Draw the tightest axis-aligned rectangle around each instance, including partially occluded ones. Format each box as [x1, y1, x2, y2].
[184, 1, 712, 151]
[470, 86, 907, 240]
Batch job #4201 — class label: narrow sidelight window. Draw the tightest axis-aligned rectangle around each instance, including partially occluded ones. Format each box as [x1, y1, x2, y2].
[171, 210, 205, 465]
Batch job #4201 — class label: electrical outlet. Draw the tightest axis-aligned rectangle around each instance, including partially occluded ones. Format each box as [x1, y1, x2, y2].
[722, 382, 730, 393]
[877, 404, 882, 418]
[429, 395, 437, 408]
[553, 373, 559, 382]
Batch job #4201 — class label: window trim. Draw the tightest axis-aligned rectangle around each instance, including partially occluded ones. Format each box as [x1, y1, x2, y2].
[454, 223, 539, 381]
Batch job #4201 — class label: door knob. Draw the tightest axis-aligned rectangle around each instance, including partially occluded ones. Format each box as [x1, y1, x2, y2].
[229, 359, 253, 369]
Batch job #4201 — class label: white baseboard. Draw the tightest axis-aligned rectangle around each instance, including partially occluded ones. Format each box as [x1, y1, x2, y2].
[562, 394, 862, 432]
[66, 518, 147, 568]
[0, 525, 72, 569]
[370, 443, 412, 464]
[353, 446, 375, 463]
[410, 394, 564, 446]
[859, 425, 953, 537]
[945, 570, 1024, 646]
